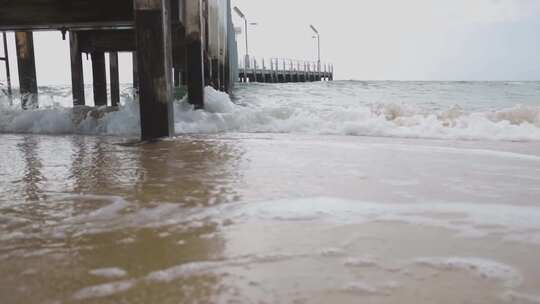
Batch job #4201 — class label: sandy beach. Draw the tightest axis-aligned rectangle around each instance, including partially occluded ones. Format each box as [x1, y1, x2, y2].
[1, 132, 540, 303]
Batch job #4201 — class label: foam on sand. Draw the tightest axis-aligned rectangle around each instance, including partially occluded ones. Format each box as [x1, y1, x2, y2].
[72, 280, 135, 300]
[414, 257, 522, 288]
[89, 268, 128, 278]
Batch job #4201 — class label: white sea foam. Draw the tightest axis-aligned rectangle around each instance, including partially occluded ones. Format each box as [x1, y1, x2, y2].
[414, 257, 522, 288]
[72, 280, 135, 300]
[224, 198, 540, 246]
[342, 281, 381, 295]
[501, 291, 540, 303]
[1, 83, 539, 141]
[343, 256, 379, 268]
[9, 195, 540, 247]
[342, 280, 400, 296]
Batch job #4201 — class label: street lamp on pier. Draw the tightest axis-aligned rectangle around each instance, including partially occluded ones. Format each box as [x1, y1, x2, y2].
[234, 7, 257, 69]
[310, 25, 321, 72]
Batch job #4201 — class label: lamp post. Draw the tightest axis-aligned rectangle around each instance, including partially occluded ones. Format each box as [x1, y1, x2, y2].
[234, 7, 256, 69]
[310, 25, 320, 72]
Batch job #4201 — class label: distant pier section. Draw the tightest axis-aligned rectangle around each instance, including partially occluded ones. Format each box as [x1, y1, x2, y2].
[239, 57, 334, 83]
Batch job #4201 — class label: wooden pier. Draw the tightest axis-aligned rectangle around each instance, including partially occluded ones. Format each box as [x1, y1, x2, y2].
[0, 0, 333, 140]
[239, 57, 333, 83]
[0, 0, 239, 140]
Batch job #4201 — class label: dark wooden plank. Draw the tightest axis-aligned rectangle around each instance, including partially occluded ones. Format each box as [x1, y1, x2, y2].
[0, 0, 133, 30]
[76, 26, 185, 66]
[78, 30, 135, 53]
[91, 52, 107, 106]
[0, 0, 183, 31]
[109, 52, 120, 107]
[15, 31, 38, 109]
[134, 0, 174, 140]
[69, 31, 85, 106]
[2, 32, 13, 97]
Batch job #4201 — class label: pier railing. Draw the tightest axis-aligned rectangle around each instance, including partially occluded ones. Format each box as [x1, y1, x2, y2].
[238, 56, 334, 83]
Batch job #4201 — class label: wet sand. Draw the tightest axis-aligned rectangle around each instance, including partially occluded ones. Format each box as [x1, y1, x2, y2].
[1, 133, 540, 303]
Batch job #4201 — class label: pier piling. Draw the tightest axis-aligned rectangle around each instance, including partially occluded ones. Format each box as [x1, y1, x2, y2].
[109, 52, 120, 107]
[91, 52, 107, 106]
[1, 32, 13, 101]
[134, 0, 175, 139]
[15, 31, 38, 109]
[132, 51, 139, 91]
[185, 0, 205, 109]
[69, 32, 85, 106]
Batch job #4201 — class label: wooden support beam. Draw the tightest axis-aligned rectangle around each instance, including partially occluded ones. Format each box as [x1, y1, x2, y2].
[181, 71, 187, 85]
[173, 68, 181, 88]
[132, 51, 138, 90]
[0, 0, 134, 31]
[91, 52, 107, 106]
[78, 30, 135, 53]
[15, 31, 38, 109]
[69, 32, 85, 106]
[109, 52, 120, 107]
[210, 58, 219, 89]
[134, 0, 174, 140]
[223, 54, 231, 91]
[218, 60, 225, 90]
[2, 32, 13, 101]
[185, 0, 205, 109]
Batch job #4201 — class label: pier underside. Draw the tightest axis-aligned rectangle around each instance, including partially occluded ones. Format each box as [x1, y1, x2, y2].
[0, 0, 332, 139]
[0, 0, 239, 140]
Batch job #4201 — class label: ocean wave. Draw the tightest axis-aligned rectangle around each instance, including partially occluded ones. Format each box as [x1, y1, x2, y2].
[1, 86, 539, 141]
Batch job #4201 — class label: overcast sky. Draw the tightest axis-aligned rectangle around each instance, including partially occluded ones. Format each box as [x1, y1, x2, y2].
[1, 0, 540, 85]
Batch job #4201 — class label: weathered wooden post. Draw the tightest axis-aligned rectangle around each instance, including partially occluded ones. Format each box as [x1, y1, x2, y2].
[134, 0, 175, 139]
[262, 58, 267, 82]
[254, 58, 258, 82]
[185, 0, 205, 109]
[296, 62, 302, 82]
[69, 32, 85, 106]
[223, 0, 233, 92]
[15, 31, 38, 109]
[1, 32, 13, 102]
[269, 59, 274, 83]
[275, 58, 279, 83]
[218, 0, 227, 91]
[132, 51, 139, 91]
[109, 52, 120, 107]
[173, 69, 181, 87]
[282, 59, 286, 82]
[91, 52, 107, 106]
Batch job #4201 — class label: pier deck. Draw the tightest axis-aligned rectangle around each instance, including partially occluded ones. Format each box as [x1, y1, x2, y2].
[239, 58, 334, 83]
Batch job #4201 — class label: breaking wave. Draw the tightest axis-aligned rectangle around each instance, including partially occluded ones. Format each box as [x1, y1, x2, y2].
[0, 83, 539, 141]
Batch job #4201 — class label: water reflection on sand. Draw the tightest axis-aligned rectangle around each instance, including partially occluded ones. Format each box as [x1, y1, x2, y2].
[1, 133, 540, 303]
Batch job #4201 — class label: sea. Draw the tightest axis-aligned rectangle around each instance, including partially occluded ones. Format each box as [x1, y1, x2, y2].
[1, 81, 540, 303]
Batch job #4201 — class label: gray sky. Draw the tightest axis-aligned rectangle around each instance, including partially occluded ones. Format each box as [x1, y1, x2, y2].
[1, 0, 540, 85]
